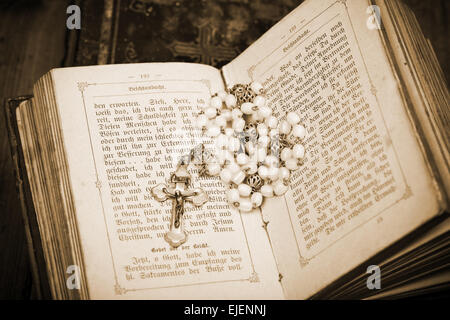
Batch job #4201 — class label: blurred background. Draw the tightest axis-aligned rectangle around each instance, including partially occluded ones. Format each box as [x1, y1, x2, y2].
[0, 0, 448, 299]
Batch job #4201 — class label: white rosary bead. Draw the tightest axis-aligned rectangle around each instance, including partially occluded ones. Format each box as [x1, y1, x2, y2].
[236, 153, 249, 166]
[196, 114, 208, 129]
[221, 109, 232, 121]
[245, 141, 256, 155]
[227, 162, 241, 174]
[256, 147, 267, 163]
[292, 144, 305, 159]
[220, 168, 233, 184]
[227, 188, 240, 205]
[225, 94, 237, 108]
[210, 96, 223, 109]
[292, 124, 306, 140]
[205, 106, 217, 119]
[267, 166, 279, 182]
[207, 163, 221, 176]
[231, 108, 243, 119]
[261, 184, 274, 198]
[212, 124, 224, 137]
[206, 125, 221, 137]
[269, 129, 279, 139]
[214, 115, 227, 129]
[253, 95, 266, 108]
[257, 105, 272, 119]
[216, 134, 228, 149]
[258, 135, 270, 148]
[239, 199, 253, 212]
[223, 150, 235, 165]
[232, 170, 246, 185]
[238, 184, 252, 197]
[241, 102, 256, 115]
[217, 90, 227, 100]
[249, 112, 264, 123]
[232, 118, 246, 132]
[256, 123, 268, 136]
[216, 151, 227, 166]
[265, 116, 278, 129]
[250, 81, 263, 94]
[265, 155, 279, 168]
[286, 111, 300, 125]
[280, 148, 292, 161]
[279, 120, 291, 135]
[251, 192, 263, 208]
[198, 103, 209, 111]
[228, 136, 241, 152]
[274, 180, 289, 196]
[243, 161, 258, 174]
[278, 167, 290, 181]
[225, 127, 234, 137]
[257, 165, 269, 179]
[285, 157, 298, 171]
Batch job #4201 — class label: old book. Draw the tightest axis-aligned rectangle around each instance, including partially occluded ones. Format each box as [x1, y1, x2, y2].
[73, 0, 304, 67]
[9, 0, 449, 299]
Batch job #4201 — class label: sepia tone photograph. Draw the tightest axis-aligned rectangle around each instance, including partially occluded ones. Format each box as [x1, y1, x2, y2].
[0, 0, 448, 303]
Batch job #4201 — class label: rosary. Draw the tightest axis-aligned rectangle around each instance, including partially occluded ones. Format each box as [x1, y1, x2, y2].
[151, 82, 306, 248]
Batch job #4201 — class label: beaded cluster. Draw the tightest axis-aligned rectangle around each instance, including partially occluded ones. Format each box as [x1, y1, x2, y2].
[194, 82, 306, 212]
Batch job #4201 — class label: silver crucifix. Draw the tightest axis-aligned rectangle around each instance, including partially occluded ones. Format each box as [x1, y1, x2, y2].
[151, 163, 208, 248]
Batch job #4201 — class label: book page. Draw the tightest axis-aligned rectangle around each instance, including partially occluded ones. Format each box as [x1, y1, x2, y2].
[378, 0, 450, 198]
[51, 63, 283, 299]
[223, 0, 445, 298]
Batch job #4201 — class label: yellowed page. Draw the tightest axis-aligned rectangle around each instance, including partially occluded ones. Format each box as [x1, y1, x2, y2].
[366, 269, 450, 299]
[223, 0, 445, 298]
[16, 102, 62, 298]
[378, 0, 450, 198]
[51, 63, 283, 299]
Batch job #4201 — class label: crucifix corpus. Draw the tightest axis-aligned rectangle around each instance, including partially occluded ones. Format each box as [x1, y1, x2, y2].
[151, 163, 208, 248]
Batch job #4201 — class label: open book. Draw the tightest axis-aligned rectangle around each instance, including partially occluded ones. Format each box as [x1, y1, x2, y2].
[9, 0, 449, 299]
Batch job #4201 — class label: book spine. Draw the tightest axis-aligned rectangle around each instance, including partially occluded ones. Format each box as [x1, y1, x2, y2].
[4, 97, 52, 299]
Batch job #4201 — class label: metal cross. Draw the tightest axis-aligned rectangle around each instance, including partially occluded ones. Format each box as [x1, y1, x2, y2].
[167, 22, 238, 66]
[151, 163, 208, 248]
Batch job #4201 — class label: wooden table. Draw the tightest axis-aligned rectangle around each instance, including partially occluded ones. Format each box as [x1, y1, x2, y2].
[0, 0, 448, 299]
